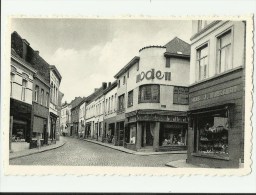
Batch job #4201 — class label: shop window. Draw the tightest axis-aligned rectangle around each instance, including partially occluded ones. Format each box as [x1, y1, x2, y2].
[139, 84, 160, 103]
[21, 79, 27, 101]
[34, 85, 39, 102]
[173, 86, 189, 105]
[194, 109, 229, 157]
[216, 30, 232, 74]
[118, 94, 125, 112]
[159, 123, 187, 146]
[10, 73, 15, 97]
[127, 124, 136, 144]
[197, 44, 208, 81]
[127, 90, 133, 107]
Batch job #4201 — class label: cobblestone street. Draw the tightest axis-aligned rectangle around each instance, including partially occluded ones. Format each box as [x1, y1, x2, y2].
[10, 136, 186, 167]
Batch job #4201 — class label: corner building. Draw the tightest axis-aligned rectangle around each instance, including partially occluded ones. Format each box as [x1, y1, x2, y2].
[115, 37, 190, 151]
[187, 21, 246, 168]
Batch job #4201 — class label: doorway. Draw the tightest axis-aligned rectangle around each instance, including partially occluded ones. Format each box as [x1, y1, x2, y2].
[141, 122, 153, 147]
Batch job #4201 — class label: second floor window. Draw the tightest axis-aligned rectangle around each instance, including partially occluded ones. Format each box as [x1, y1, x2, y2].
[46, 92, 49, 107]
[34, 85, 39, 102]
[173, 86, 189, 105]
[197, 44, 208, 81]
[118, 94, 125, 112]
[217, 30, 232, 74]
[123, 76, 126, 85]
[139, 84, 160, 103]
[41, 89, 44, 105]
[21, 79, 27, 101]
[10, 73, 15, 97]
[127, 90, 133, 107]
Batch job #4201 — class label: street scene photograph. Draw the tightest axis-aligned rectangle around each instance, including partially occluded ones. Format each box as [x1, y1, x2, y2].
[8, 18, 248, 169]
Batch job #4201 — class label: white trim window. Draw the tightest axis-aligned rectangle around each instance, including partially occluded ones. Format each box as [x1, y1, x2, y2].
[21, 79, 27, 101]
[197, 44, 208, 81]
[216, 30, 232, 74]
[41, 88, 44, 105]
[10, 73, 15, 97]
[34, 85, 39, 102]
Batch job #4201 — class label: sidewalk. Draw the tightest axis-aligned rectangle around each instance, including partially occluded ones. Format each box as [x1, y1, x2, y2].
[9, 140, 66, 160]
[84, 139, 187, 156]
[165, 159, 199, 168]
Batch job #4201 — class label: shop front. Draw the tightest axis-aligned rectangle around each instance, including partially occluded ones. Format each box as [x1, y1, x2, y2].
[187, 68, 244, 168]
[10, 98, 32, 152]
[103, 116, 116, 144]
[125, 110, 188, 152]
[49, 112, 58, 144]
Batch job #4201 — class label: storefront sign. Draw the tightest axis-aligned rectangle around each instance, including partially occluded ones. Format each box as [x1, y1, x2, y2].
[191, 85, 238, 103]
[137, 114, 187, 123]
[136, 68, 171, 83]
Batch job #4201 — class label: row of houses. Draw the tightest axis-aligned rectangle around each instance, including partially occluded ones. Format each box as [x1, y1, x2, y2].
[10, 31, 63, 152]
[61, 20, 246, 168]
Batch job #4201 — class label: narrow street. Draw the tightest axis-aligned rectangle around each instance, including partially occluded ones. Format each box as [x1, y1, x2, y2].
[10, 136, 186, 167]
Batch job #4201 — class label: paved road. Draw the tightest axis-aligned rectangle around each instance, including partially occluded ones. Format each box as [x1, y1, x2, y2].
[10, 136, 186, 167]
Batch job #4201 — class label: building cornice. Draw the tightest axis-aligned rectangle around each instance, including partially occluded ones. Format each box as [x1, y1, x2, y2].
[11, 54, 37, 74]
[190, 21, 222, 41]
[114, 56, 140, 79]
[164, 52, 190, 59]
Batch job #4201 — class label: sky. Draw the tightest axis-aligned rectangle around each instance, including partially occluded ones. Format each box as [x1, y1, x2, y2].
[11, 18, 192, 103]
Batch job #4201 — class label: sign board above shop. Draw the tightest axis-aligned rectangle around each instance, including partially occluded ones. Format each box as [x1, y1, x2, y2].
[191, 85, 238, 103]
[136, 68, 171, 83]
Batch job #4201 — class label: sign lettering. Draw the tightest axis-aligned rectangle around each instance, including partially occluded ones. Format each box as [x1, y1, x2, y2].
[136, 68, 171, 83]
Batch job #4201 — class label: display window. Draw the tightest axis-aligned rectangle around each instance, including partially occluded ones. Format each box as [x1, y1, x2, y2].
[159, 123, 186, 146]
[12, 121, 27, 142]
[129, 124, 136, 144]
[193, 109, 229, 157]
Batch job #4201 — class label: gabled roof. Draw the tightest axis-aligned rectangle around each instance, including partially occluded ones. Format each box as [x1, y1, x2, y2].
[50, 65, 62, 82]
[70, 97, 84, 110]
[164, 37, 191, 56]
[114, 56, 140, 79]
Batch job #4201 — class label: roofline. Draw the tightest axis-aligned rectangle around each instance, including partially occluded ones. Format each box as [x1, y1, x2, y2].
[114, 56, 140, 79]
[11, 53, 37, 74]
[50, 65, 62, 81]
[103, 81, 117, 95]
[34, 74, 51, 88]
[164, 52, 190, 59]
[139, 45, 166, 52]
[190, 20, 221, 41]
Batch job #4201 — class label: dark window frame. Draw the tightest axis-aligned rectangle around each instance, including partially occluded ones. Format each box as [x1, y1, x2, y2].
[173, 86, 189, 105]
[127, 90, 133, 107]
[138, 84, 160, 103]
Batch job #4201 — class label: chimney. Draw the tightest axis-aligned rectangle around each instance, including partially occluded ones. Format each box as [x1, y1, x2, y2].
[94, 88, 98, 92]
[102, 82, 107, 89]
[108, 82, 111, 87]
[22, 39, 30, 60]
[34, 50, 39, 55]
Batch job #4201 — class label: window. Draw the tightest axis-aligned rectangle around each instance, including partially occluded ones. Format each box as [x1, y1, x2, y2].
[34, 85, 39, 102]
[197, 44, 208, 80]
[139, 84, 160, 103]
[137, 62, 139, 71]
[41, 89, 44, 105]
[118, 94, 125, 112]
[217, 30, 232, 74]
[173, 86, 189, 105]
[108, 97, 111, 113]
[45, 92, 49, 107]
[127, 71, 129, 78]
[10, 73, 15, 96]
[105, 99, 108, 114]
[118, 80, 120, 88]
[194, 109, 229, 157]
[21, 79, 27, 101]
[127, 90, 133, 107]
[166, 57, 170, 68]
[123, 76, 126, 85]
[114, 93, 117, 111]
[159, 123, 187, 146]
[111, 96, 113, 112]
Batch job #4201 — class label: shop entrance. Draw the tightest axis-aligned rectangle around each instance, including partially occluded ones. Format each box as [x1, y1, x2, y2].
[141, 122, 153, 147]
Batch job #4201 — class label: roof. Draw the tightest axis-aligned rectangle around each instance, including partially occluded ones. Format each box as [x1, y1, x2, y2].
[164, 37, 191, 56]
[50, 65, 62, 82]
[114, 56, 140, 79]
[70, 97, 84, 110]
[103, 80, 117, 95]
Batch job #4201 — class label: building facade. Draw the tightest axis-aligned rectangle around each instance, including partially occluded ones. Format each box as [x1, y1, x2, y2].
[78, 99, 86, 138]
[10, 50, 35, 152]
[30, 73, 50, 148]
[114, 37, 191, 151]
[49, 66, 62, 143]
[103, 81, 118, 144]
[187, 20, 246, 168]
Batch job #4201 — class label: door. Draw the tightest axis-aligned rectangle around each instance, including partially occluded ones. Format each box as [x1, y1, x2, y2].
[142, 122, 153, 147]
